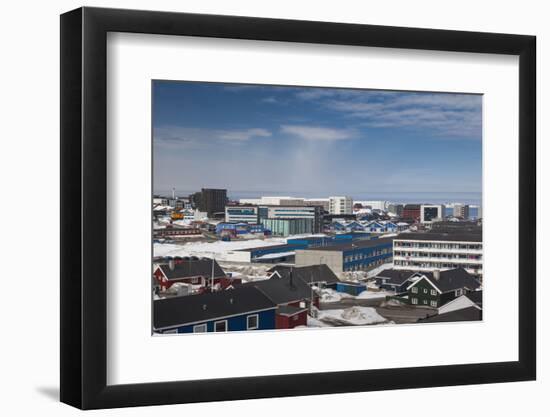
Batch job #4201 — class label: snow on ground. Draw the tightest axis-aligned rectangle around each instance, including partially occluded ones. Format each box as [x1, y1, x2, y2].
[365, 262, 394, 278]
[356, 290, 393, 299]
[317, 306, 387, 326]
[319, 288, 355, 303]
[307, 315, 331, 328]
[153, 237, 288, 260]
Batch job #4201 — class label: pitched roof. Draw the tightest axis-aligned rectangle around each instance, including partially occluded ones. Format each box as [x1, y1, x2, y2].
[267, 264, 341, 285]
[375, 269, 420, 286]
[242, 275, 313, 305]
[153, 286, 276, 329]
[157, 259, 225, 280]
[277, 305, 308, 316]
[418, 306, 482, 323]
[408, 268, 481, 293]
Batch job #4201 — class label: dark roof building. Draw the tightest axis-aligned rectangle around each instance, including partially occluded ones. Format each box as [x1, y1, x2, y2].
[418, 306, 482, 323]
[153, 286, 276, 330]
[156, 259, 225, 281]
[267, 264, 341, 286]
[242, 275, 313, 306]
[410, 268, 481, 293]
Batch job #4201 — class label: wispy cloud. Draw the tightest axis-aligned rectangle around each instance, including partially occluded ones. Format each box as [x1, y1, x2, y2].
[281, 125, 358, 141]
[294, 89, 482, 139]
[154, 126, 271, 148]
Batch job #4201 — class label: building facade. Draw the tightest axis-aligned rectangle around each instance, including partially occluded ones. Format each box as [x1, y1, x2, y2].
[225, 205, 259, 223]
[190, 188, 227, 216]
[261, 218, 314, 237]
[453, 204, 470, 219]
[393, 232, 483, 276]
[402, 204, 421, 220]
[265, 205, 323, 233]
[329, 196, 353, 215]
[295, 237, 394, 275]
[420, 204, 445, 224]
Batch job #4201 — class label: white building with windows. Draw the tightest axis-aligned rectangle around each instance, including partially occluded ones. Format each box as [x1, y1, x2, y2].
[393, 232, 483, 277]
[329, 196, 353, 215]
[420, 204, 445, 224]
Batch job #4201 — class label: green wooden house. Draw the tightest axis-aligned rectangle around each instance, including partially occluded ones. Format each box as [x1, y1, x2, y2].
[406, 268, 481, 308]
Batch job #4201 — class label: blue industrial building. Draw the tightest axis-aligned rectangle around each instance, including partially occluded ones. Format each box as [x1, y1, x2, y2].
[295, 237, 395, 274]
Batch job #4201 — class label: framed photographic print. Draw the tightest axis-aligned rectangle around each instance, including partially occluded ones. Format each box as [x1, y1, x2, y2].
[60, 6, 536, 410]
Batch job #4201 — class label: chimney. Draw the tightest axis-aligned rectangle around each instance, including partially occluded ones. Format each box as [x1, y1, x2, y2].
[433, 270, 440, 281]
[169, 259, 175, 271]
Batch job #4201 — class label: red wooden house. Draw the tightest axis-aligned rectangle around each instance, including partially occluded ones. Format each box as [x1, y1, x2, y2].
[153, 258, 227, 291]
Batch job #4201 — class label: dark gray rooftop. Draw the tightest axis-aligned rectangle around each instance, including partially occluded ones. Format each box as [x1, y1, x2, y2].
[395, 232, 482, 242]
[410, 268, 481, 293]
[277, 305, 308, 316]
[153, 286, 276, 329]
[268, 264, 341, 285]
[419, 306, 482, 323]
[157, 259, 225, 280]
[241, 275, 313, 305]
[375, 269, 421, 285]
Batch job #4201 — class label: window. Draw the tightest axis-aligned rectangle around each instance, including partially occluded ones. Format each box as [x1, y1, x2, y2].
[214, 320, 227, 332]
[430, 289, 437, 296]
[412, 287, 418, 294]
[411, 298, 418, 305]
[430, 300, 438, 307]
[193, 324, 207, 333]
[423, 299, 428, 305]
[247, 314, 259, 330]
[423, 288, 428, 294]
[455, 289, 463, 297]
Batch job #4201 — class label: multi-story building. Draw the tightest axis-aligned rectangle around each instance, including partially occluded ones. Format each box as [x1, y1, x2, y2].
[295, 237, 394, 275]
[402, 204, 421, 220]
[265, 205, 323, 233]
[393, 231, 482, 277]
[225, 205, 259, 223]
[360, 200, 389, 211]
[388, 203, 404, 217]
[303, 198, 330, 211]
[239, 196, 305, 206]
[420, 204, 445, 224]
[329, 196, 353, 215]
[453, 204, 470, 219]
[261, 218, 314, 237]
[190, 188, 227, 216]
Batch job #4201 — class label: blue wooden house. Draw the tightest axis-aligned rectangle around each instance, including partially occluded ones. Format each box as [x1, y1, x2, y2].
[153, 286, 277, 334]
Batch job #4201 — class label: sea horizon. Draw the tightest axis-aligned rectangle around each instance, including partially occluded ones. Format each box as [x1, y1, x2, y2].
[154, 189, 482, 206]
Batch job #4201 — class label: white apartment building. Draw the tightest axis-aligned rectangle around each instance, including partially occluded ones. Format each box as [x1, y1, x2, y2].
[420, 204, 445, 224]
[393, 232, 483, 277]
[359, 200, 389, 211]
[329, 196, 353, 215]
[453, 203, 470, 219]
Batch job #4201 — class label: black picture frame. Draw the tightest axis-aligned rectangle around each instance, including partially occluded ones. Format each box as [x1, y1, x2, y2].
[60, 6, 536, 410]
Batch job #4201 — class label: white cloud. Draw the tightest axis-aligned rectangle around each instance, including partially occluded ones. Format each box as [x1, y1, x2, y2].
[280, 125, 358, 141]
[295, 89, 482, 139]
[154, 126, 271, 148]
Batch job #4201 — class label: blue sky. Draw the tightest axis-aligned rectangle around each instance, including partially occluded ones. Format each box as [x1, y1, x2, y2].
[153, 81, 482, 198]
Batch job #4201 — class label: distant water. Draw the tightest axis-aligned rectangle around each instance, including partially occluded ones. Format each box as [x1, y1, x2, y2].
[156, 189, 481, 206]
